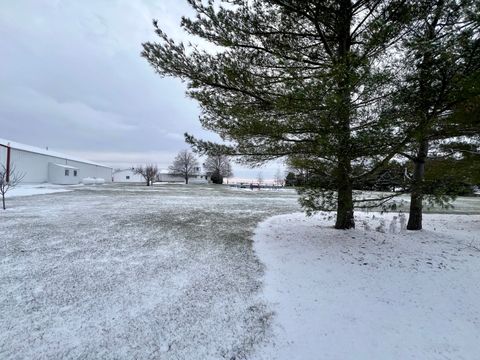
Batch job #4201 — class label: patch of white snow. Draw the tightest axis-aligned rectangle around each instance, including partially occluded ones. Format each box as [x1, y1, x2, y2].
[253, 212, 480, 360]
[6, 184, 73, 198]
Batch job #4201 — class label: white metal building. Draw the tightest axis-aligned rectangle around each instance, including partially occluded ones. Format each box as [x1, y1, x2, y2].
[112, 168, 145, 183]
[0, 138, 113, 185]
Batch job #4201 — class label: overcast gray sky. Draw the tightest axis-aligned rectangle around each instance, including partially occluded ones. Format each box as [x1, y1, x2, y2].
[0, 0, 283, 180]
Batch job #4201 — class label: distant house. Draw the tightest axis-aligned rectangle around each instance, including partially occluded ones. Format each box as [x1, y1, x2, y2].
[0, 138, 112, 185]
[112, 168, 145, 183]
[157, 169, 185, 183]
[158, 167, 210, 183]
[113, 167, 210, 184]
[190, 166, 211, 184]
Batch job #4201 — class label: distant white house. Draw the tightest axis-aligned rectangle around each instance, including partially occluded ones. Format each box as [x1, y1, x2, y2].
[112, 168, 145, 183]
[158, 167, 210, 184]
[113, 167, 210, 184]
[157, 169, 185, 183]
[0, 138, 113, 185]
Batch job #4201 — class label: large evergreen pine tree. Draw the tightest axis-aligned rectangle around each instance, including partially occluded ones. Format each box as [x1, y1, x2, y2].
[395, 0, 480, 230]
[142, 0, 412, 229]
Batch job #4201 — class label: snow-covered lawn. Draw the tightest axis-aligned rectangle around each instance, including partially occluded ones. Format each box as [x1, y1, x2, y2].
[5, 183, 74, 197]
[253, 212, 480, 360]
[0, 184, 300, 359]
[1, 184, 479, 359]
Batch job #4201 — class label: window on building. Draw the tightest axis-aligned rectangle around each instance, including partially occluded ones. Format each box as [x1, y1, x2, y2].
[73, 170, 78, 177]
[65, 169, 70, 176]
[126, 176, 130, 180]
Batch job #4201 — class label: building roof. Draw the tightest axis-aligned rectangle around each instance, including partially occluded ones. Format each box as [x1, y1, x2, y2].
[50, 163, 79, 170]
[113, 168, 135, 174]
[0, 138, 112, 169]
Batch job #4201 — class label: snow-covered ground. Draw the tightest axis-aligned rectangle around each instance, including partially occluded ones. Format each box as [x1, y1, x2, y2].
[1, 184, 479, 359]
[0, 184, 300, 359]
[5, 183, 74, 197]
[253, 212, 480, 360]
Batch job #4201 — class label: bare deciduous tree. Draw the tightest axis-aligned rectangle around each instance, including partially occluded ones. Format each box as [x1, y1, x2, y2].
[203, 154, 233, 184]
[1, 163, 25, 210]
[169, 150, 199, 184]
[134, 164, 158, 186]
[257, 172, 263, 186]
[274, 168, 283, 187]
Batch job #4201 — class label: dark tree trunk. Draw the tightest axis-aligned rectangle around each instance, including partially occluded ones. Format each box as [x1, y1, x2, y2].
[406, 16, 439, 230]
[2, 194, 5, 210]
[185, 176, 189, 184]
[335, 178, 355, 229]
[407, 190, 423, 230]
[407, 139, 429, 230]
[333, 0, 354, 229]
[146, 179, 150, 186]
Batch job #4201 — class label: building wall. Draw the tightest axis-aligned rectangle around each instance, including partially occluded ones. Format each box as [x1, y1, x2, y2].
[190, 176, 209, 184]
[66, 159, 112, 182]
[0, 146, 6, 170]
[112, 170, 210, 184]
[2, 148, 112, 183]
[157, 173, 209, 183]
[157, 173, 185, 183]
[113, 169, 145, 183]
[48, 163, 79, 185]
